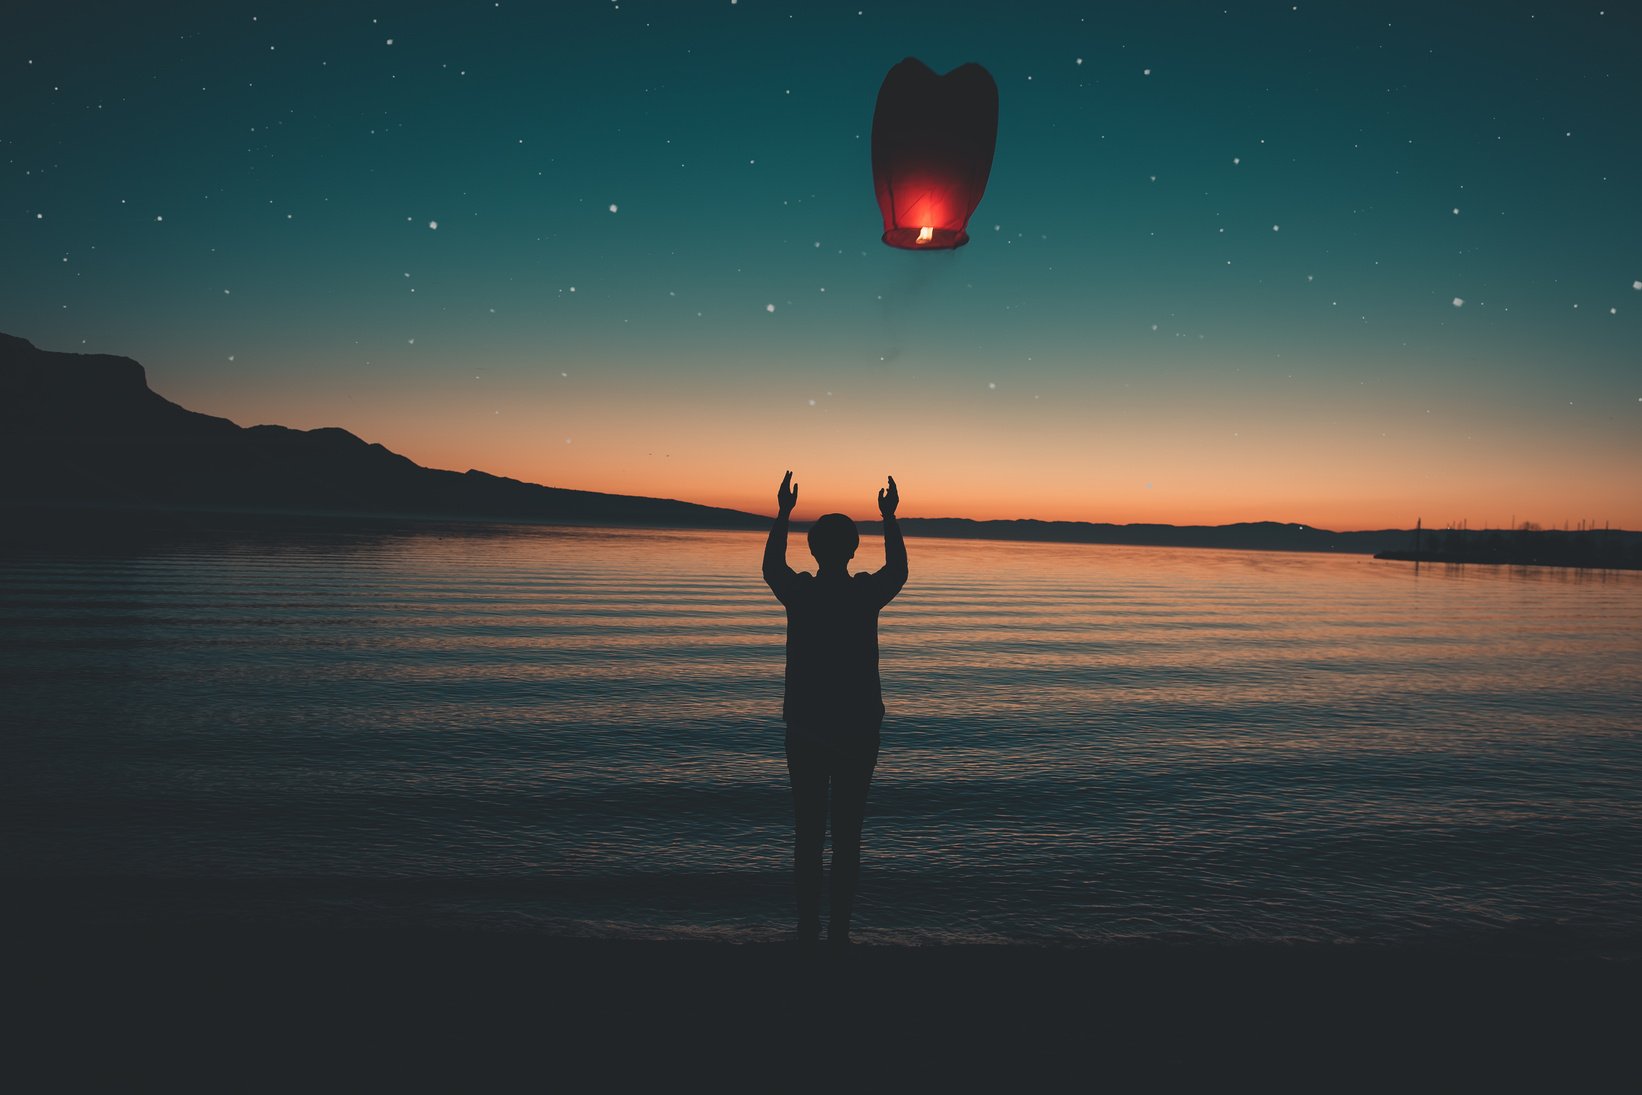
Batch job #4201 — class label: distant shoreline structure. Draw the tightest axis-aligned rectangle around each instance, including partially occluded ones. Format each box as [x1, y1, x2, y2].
[1375, 521, 1642, 571]
[4, 331, 1636, 564]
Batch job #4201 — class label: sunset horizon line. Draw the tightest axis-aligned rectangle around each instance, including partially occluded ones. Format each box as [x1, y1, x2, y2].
[469, 468, 1632, 537]
[6, 329, 1635, 537]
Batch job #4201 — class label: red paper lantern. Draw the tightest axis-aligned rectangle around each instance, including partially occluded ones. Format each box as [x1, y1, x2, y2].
[871, 58, 999, 250]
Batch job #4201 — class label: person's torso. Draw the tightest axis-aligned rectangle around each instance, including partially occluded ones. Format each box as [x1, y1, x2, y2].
[783, 573, 884, 727]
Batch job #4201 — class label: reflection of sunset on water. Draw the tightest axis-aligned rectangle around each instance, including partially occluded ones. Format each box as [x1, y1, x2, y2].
[4, 522, 1639, 942]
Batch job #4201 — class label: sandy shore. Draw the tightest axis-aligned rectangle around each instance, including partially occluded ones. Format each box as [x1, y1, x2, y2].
[7, 916, 1637, 1088]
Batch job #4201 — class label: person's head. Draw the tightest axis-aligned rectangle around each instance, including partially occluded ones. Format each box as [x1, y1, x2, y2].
[808, 513, 859, 571]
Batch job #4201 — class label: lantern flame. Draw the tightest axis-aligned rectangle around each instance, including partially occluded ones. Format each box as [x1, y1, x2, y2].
[917, 226, 934, 243]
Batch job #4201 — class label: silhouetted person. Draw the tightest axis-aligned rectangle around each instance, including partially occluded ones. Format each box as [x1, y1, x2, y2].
[763, 471, 907, 947]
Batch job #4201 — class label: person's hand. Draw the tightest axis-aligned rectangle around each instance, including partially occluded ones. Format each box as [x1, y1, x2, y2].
[777, 470, 798, 515]
[878, 475, 898, 518]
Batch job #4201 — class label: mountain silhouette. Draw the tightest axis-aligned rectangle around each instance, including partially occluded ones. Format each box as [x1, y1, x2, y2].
[883, 516, 1408, 554]
[0, 332, 765, 529]
[8, 330, 1572, 559]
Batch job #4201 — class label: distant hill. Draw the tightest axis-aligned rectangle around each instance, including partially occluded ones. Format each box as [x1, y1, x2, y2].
[888, 517, 1410, 554]
[0, 332, 766, 530]
[4, 330, 1441, 555]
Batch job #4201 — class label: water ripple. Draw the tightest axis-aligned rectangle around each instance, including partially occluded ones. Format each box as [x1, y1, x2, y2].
[3, 523, 1640, 945]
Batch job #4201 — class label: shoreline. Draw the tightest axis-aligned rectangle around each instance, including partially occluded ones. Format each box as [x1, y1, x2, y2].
[0, 500, 1450, 559]
[9, 918, 1637, 1082]
[11, 501, 1642, 568]
[1375, 548, 1642, 571]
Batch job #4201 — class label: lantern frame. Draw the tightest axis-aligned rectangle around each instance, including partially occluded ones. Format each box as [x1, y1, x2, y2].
[871, 58, 999, 252]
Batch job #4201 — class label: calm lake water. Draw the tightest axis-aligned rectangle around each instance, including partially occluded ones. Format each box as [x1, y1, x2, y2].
[3, 517, 1640, 946]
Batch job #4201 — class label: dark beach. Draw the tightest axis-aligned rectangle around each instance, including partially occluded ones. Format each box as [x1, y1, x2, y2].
[8, 892, 1637, 1088]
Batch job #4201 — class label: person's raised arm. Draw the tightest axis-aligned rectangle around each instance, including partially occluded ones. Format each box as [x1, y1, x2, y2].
[875, 475, 908, 602]
[763, 470, 799, 600]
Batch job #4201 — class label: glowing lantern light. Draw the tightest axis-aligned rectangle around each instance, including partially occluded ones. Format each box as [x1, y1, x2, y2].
[871, 57, 998, 250]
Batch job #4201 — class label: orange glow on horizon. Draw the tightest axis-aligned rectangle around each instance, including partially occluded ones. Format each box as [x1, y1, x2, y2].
[214, 355, 1642, 536]
[393, 448, 1638, 534]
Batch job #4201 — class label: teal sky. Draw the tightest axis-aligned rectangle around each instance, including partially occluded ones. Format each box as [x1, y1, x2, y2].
[4, 2, 1639, 527]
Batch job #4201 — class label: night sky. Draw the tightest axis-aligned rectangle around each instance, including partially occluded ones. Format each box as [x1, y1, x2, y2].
[6, 2, 1639, 528]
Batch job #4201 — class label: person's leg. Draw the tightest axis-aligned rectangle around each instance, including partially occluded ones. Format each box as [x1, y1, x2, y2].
[826, 735, 880, 945]
[784, 730, 828, 943]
